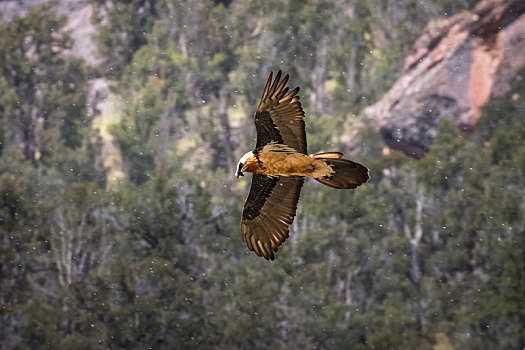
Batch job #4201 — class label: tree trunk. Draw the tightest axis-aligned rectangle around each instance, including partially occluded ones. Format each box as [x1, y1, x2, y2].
[310, 38, 327, 113]
[218, 87, 234, 173]
[346, 44, 357, 93]
[403, 186, 424, 330]
[156, 107, 171, 172]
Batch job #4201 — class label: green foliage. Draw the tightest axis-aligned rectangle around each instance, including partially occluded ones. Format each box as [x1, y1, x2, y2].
[91, 0, 159, 76]
[2, 1, 524, 349]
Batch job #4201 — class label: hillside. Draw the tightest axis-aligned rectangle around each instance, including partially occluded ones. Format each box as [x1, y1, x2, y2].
[3, 0, 523, 161]
[1, 1, 524, 349]
[0, 0, 100, 64]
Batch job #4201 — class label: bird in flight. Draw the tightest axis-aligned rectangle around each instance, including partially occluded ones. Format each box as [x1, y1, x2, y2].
[236, 70, 370, 260]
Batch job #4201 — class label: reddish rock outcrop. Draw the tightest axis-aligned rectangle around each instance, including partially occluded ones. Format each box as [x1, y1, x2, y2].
[365, 0, 525, 158]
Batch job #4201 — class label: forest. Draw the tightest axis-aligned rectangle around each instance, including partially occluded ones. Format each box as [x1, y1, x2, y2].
[0, 0, 524, 349]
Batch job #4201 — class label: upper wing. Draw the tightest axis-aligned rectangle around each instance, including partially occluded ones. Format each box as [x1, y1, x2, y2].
[254, 70, 307, 154]
[241, 174, 304, 260]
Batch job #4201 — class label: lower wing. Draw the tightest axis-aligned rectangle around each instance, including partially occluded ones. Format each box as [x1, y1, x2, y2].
[241, 174, 304, 260]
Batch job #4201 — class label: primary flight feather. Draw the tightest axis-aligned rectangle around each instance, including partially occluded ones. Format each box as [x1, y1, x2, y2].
[236, 70, 370, 260]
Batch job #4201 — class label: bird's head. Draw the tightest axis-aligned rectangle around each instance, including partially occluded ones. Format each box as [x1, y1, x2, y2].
[235, 151, 253, 178]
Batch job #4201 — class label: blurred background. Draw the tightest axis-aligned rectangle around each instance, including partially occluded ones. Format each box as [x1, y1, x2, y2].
[0, 0, 524, 348]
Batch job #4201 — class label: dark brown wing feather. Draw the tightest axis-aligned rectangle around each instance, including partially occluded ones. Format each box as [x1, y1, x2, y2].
[255, 70, 307, 154]
[241, 174, 304, 260]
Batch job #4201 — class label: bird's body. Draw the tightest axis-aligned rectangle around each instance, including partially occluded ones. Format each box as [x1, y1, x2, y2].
[236, 70, 370, 260]
[240, 144, 335, 179]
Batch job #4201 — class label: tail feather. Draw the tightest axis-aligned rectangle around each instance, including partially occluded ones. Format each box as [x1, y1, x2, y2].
[313, 154, 370, 189]
[312, 152, 343, 159]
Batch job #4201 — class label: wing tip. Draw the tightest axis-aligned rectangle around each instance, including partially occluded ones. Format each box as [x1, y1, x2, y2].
[242, 223, 278, 261]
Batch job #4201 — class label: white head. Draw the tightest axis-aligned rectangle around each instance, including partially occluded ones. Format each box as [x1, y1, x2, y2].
[235, 151, 253, 178]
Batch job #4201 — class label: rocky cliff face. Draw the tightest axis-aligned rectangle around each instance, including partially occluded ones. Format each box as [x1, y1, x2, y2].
[365, 0, 525, 158]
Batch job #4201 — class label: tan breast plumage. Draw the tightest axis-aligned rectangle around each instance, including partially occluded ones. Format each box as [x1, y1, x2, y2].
[247, 147, 334, 178]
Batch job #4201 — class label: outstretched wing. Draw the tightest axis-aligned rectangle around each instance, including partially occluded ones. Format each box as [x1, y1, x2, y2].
[241, 174, 304, 260]
[254, 70, 307, 154]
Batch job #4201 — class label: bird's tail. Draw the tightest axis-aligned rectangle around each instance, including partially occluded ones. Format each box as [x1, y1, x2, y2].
[312, 152, 370, 189]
